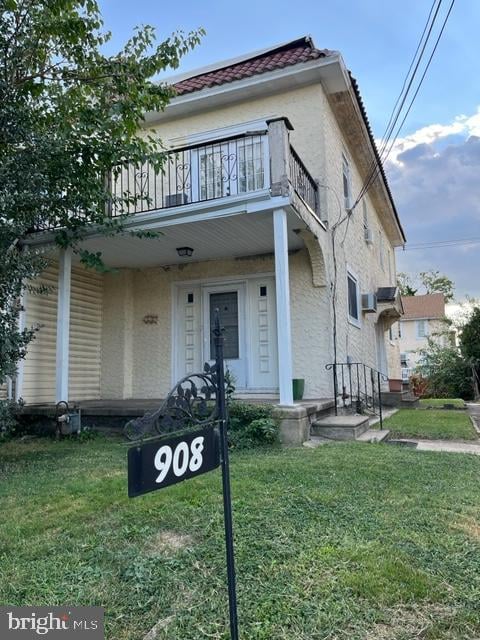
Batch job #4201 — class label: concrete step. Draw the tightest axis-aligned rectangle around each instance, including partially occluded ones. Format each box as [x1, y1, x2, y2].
[381, 391, 419, 408]
[311, 414, 370, 440]
[356, 429, 390, 443]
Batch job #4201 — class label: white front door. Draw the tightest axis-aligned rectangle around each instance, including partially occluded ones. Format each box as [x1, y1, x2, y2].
[202, 283, 247, 389]
[174, 277, 278, 391]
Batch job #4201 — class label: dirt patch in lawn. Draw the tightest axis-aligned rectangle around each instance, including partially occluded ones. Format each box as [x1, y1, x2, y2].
[365, 603, 456, 640]
[145, 530, 194, 556]
[453, 516, 480, 541]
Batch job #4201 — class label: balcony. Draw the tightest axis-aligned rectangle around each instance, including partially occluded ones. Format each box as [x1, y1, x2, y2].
[31, 119, 320, 233]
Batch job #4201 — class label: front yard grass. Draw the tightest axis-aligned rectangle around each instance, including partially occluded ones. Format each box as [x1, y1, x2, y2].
[1, 438, 480, 639]
[384, 408, 477, 441]
[419, 398, 466, 409]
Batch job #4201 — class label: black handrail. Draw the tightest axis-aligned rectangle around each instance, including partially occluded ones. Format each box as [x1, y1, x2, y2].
[325, 362, 389, 429]
[289, 145, 319, 214]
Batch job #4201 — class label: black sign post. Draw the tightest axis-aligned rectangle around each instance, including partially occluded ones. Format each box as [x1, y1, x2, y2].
[126, 310, 239, 639]
[213, 314, 239, 640]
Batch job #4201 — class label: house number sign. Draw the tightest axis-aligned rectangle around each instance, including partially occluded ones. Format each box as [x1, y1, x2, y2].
[127, 425, 220, 497]
[125, 311, 239, 640]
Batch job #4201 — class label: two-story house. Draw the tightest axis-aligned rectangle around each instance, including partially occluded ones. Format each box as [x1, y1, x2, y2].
[396, 293, 450, 382]
[15, 36, 406, 441]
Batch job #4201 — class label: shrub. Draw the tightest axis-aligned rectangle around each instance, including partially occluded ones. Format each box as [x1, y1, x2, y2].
[227, 402, 279, 449]
[0, 399, 22, 440]
[417, 340, 474, 400]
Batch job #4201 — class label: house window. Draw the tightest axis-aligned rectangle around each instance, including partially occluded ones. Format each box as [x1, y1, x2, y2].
[187, 292, 194, 304]
[362, 199, 368, 231]
[379, 231, 385, 270]
[199, 137, 264, 201]
[398, 321, 402, 338]
[400, 352, 408, 366]
[342, 153, 351, 211]
[389, 326, 393, 341]
[259, 285, 267, 297]
[416, 320, 428, 338]
[347, 271, 360, 324]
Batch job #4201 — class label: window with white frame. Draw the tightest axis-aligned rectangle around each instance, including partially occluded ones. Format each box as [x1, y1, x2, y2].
[342, 153, 351, 211]
[237, 137, 265, 193]
[347, 271, 360, 324]
[362, 199, 368, 230]
[198, 136, 265, 200]
[379, 230, 385, 270]
[416, 319, 428, 338]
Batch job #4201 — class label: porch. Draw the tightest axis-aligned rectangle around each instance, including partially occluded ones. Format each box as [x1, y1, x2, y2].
[21, 117, 332, 411]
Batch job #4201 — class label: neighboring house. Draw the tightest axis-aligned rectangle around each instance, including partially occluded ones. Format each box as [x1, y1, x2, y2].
[14, 36, 405, 427]
[395, 293, 450, 382]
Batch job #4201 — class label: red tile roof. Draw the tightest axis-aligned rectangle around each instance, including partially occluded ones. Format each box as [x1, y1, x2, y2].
[170, 36, 405, 244]
[173, 37, 330, 95]
[401, 294, 445, 320]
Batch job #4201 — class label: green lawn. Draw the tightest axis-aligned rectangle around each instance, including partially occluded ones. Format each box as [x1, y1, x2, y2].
[384, 409, 477, 441]
[419, 398, 466, 409]
[1, 439, 480, 639]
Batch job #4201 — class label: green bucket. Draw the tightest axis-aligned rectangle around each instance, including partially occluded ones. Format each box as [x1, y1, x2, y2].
[292, 378, 305, 401]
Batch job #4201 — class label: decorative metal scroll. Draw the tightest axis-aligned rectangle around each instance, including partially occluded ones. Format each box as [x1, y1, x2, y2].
[124, 362, 219, 442]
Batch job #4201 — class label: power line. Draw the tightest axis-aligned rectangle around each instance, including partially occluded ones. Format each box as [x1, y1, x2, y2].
[401, 237, 480, 250]
[351, 0, 443, 209]
[352, 0, 456, 210]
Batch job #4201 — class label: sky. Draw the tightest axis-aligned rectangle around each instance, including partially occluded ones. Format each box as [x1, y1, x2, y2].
[98, 0, 480, 300]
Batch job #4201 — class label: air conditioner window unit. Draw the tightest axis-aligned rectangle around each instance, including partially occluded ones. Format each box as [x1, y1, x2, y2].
[165, 192, 189, 207]
[364, 227, 373, 244]
[361, 293, 377, 313]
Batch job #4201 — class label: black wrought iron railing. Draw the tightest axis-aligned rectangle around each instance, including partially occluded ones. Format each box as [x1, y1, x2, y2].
[289, 145, 319, 214]
[325, 362, 388, 429]
[30, 133, 321, 232]
[110, 133, 268, 217]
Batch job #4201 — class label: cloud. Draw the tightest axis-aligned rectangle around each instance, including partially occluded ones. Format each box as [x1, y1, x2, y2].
[380, 107, 480, 165]
[386, 109, 480, 298]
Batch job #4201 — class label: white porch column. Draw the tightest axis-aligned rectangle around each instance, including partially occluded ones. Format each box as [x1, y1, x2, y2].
[273, 208, 294, 405]
[56, 248, 72, 402]
[14, 287, 27, 402]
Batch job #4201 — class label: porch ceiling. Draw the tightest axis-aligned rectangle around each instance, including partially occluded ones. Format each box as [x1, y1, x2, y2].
[75, 210, 305, 268]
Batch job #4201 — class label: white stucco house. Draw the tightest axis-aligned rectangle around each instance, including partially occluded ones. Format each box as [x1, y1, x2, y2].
[15, 36, 406, 440]
[395, 293, 451, 382]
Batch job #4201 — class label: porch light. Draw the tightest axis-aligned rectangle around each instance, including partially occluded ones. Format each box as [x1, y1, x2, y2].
[176, 246, 194, 257]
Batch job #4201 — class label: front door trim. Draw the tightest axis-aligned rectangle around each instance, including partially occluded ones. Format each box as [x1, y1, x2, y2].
[172, 272, 276, 389]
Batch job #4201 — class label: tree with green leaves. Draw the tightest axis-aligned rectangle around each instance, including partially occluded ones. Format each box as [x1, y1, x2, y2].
[417, 338, 474, 400]
[419, 270, 455, 302]
[397, 272, 418, 296]
[459, 307, 480, 398]
[397, 270, 455, 302]
[0, 0, 203, 386]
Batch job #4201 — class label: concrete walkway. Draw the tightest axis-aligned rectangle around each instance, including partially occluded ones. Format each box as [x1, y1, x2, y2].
[415, 439, 480, 455]
[388, 403, 480, 455]
[467, 402, 480, 435]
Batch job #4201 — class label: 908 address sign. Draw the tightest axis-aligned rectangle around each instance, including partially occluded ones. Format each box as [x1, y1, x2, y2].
[127, 425, 220, 498]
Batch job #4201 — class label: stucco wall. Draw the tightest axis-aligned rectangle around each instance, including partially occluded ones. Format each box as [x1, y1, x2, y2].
[320, 91, 399, 376]
[101, 247, 332, 399]
[398, 318, 449, 370]
[101, 78, 401, 399]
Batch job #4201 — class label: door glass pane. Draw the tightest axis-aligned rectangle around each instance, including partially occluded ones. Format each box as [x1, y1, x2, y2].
[210, 291, 239, 359]
[238, 139, 264, 193]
